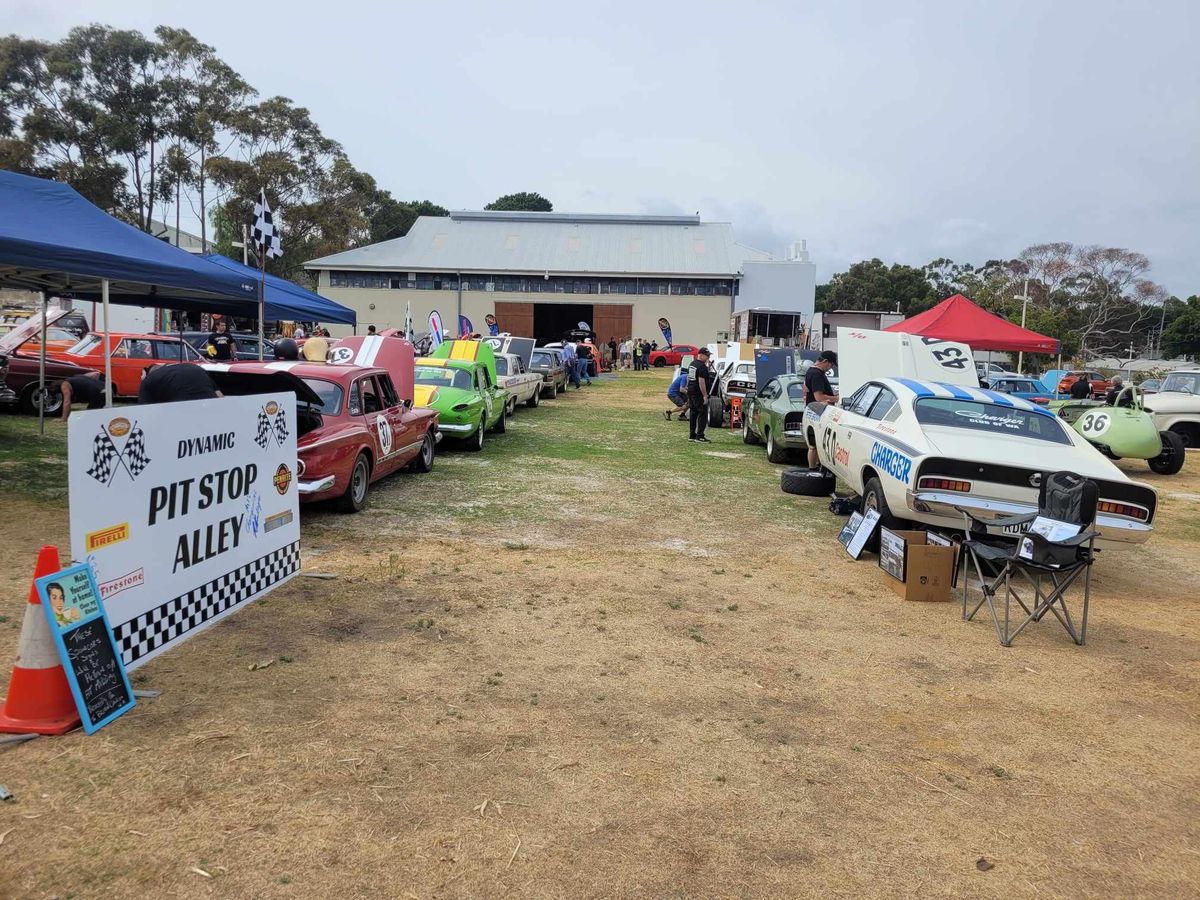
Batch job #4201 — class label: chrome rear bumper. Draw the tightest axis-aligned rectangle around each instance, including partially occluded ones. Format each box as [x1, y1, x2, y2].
[907, 489, 1152, 546]
[438, 422, 475, 433]
[298, 475, 336, 495]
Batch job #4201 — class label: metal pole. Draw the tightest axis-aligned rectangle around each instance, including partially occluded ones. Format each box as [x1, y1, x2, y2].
[38, 291, 47, 435]
[242, 223, 249, 266]
[1017, 278, 1030, 374]
[102, 279, 112, 407]
[258, 254, 266, 361]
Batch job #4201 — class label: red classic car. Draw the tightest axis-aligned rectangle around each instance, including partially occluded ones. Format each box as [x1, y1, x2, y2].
[203, 336, 439, 512]
[649, 343, 700, 368]
[49, 332, 203, 398]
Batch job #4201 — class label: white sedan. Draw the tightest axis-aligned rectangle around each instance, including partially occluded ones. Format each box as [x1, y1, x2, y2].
[805, 378, 1158, 546]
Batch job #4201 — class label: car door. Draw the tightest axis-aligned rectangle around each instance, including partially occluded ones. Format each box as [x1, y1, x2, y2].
[824, 382, 883, 483]
[356, 375, 395, 475]
[753, 379, 778, 436]
[151, 338, 192, 364]
[376, 372, 414, 465]
[112, 338, 152, 396]
[477, 365, 497, 425]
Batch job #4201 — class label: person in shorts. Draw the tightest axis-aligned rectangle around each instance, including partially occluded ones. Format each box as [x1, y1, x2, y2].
[664, 370, 688, 420]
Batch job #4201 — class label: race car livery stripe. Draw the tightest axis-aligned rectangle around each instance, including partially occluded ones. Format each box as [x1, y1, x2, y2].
[977, 387, 1017, 407]
[354, 335, 384, 367]
[413, 385, 438, 406]
[894, 378, 936, 398]
[416, 358, 447, 367]
[866, 428, 922, 459]
[870, 440, 913, 485]
[940, 383, 975, 400]
[449, 341, 480, 361]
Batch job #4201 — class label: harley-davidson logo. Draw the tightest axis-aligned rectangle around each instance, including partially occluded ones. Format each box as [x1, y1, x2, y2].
[108, 417, 131, 437]
[273, 463, 292, 494]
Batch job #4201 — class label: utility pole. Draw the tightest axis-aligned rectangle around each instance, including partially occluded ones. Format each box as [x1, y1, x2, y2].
[231, 222, 250, 266]
[1013, 279, 1032, 374]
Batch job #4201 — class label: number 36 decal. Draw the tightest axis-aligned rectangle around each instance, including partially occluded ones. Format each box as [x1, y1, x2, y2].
[1080, 411, 1111, 435]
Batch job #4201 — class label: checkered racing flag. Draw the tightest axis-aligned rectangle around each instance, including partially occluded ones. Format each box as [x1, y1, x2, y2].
[254, 410, 272, 450]
[251, 189, 283, 260]
[121, 424, 151, 477]
[86, 430, 120, 484]
[273, 409, 289, 445]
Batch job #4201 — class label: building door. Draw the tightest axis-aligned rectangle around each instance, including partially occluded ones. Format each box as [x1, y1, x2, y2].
[494, 302, 534, 337]
[592, 303, 632, 344]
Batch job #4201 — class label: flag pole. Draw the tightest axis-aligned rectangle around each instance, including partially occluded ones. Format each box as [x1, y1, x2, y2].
[258, 250, 266, 361]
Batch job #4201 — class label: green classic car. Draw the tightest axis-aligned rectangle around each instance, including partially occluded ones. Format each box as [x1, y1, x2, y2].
[742, 373, 810, 462]
[1052, 385, 1185, 475]
[413, 341, 509, 451]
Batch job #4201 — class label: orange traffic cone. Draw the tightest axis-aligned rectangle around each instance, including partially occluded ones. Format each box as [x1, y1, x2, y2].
[0, 546, 81, 735]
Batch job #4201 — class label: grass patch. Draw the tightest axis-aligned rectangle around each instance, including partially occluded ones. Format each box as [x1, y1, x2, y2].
[0, 414, 70, 501]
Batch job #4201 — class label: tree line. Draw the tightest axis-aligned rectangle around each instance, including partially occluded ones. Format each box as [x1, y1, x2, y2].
[0, 25, 553, 283]
[816, 245, 1198, 359]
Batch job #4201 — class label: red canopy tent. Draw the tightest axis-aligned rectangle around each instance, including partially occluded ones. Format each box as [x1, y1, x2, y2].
[884, 293, 1060, 353]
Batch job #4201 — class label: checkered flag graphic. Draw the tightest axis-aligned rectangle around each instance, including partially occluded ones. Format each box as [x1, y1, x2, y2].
[254, 410, 272, 449]
[121, 424, 151, 477]
[251, 189, 283, 260]
[273, 410, 289, 445]
[86, 430, 120, 484]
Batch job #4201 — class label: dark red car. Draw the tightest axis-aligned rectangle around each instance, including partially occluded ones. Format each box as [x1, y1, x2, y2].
[203, 336, 438, 512]
[649, 343, 700, 368]
[0, 350, 97, 414]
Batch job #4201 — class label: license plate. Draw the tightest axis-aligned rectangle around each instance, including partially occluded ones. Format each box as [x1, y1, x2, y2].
[1001, 521, 1029, 536]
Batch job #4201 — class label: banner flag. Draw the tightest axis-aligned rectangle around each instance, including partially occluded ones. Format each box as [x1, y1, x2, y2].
[459, 315, 474, 337]
[485, 314, 499, 336]
[658, 317, 673, 345]
[428, 310, 444, 349]
[404, 301, 414, 341]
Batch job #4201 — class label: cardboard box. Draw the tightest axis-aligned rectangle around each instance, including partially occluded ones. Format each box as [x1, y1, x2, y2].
[878, 529, 955, 602]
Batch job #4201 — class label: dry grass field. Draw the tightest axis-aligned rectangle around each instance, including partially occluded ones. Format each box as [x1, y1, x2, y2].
[1, 371, 1198, 898]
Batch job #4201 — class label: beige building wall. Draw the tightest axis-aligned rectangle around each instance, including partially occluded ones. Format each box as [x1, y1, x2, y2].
[315, 271, 732, 345]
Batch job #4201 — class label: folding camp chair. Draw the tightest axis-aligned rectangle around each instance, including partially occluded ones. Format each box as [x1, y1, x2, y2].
[957, 471, 1099, 647]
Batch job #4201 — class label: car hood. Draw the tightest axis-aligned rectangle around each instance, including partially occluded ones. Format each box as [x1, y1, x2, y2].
[919, 426, 1130, 483]
[1145, 393, 1199, 413]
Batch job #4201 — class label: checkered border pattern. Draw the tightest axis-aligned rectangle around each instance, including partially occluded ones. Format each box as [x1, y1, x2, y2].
[112, 541, 300, 665]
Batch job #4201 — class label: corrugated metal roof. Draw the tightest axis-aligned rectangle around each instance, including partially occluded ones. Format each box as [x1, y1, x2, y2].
[305, 211, 774, 276]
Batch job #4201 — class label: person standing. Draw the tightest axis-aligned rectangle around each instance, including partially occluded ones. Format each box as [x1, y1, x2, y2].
[635, 339, 645, 371]
[206, 318, 236, 361]
[687, 347, 713, 443]
[607, 336, 618, 366]
[620, 337, 631, 369]
[576, 341, 594, 385]
[1070, 375, 1092, 399]
[804, 350, 839, 467]
[562, 340, 579, 389]
[664, 369, 688, 420]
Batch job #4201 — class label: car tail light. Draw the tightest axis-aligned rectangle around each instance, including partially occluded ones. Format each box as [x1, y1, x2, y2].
[1097, 499, 1149, 522]
[297, 458, 306, 477]
[917, 476, 972, 492]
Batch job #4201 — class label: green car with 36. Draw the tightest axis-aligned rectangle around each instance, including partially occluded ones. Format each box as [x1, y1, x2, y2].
[1052, 385, 1185, 475]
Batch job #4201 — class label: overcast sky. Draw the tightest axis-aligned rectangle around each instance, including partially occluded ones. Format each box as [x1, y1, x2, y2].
[8, 0, 1199, 294]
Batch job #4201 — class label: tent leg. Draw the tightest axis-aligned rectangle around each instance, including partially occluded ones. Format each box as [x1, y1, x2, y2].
[103, 279, 112, 408]
[258, 297, 265, 361]
[38, 291, 47, 435]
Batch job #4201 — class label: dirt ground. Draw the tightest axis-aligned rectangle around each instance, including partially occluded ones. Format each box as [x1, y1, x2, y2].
[1, 374, 1198, 899]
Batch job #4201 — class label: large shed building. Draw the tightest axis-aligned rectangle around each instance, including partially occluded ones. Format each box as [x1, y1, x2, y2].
[305, 210, 814, 345]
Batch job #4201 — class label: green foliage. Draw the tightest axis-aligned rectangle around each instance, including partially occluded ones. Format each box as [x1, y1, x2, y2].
[824, 258, 935, 315]
[485, 191, 553, 212]
[1162, 297, 1200, 357]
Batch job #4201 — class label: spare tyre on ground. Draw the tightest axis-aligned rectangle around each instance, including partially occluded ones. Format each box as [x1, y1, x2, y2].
[781, 467, 835, 497]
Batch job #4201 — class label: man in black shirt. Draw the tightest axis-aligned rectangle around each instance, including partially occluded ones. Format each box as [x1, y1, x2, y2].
[804, 350, 839, 467]
[138, 364, 221, 405]
[205, 318, 236, 361]
[1069, 375, 1092, 400]
[686, 347, 714, 443]
[59, 372, 106, 420]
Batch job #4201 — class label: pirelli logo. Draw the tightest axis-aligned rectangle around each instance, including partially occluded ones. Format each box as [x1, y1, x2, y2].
[86, 522, 130, 552]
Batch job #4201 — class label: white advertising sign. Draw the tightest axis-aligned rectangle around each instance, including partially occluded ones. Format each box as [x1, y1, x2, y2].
[68, 393, 300, 669]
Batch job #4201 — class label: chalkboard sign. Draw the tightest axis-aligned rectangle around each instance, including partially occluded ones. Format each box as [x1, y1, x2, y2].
[37, 564, 134, 734]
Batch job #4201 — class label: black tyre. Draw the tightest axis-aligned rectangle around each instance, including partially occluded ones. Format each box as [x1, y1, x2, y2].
[765, 428, 789, 464]
[653, 358, 666, 367]
[490, 407, 506, 435]
[470, 418, 487, 450]
[1149, 430, 1186, 475]
[781, 467, 835, 496]
[861, 476, 903, 552]
[742, 415, 759, 445]
[1170, 423, 1197, 449]
[338, 453, 371, 513]
[21, 383, 63, 416]
[408, 432, 435, 473]
[547, 382, 558, 399]
[527, 388, 540, 408]
[707, 396, 724, 428]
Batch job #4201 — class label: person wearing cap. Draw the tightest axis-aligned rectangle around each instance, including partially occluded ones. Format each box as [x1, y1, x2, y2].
[805, 350, 839, 467]
[686, 347, 714, 442]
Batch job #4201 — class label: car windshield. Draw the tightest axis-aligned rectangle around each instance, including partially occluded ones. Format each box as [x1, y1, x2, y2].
[532, 351, 552, 366]
[302, 378, 341, 414]
[494, 357, 509, 376]
[1160, 373, 1200, 394]
[414, 366, 472, 391]
[68, 334, 103, 356]
[915, 397, 1070, 444]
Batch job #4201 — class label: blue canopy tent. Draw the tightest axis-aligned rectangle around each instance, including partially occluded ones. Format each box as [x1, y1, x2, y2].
[198, 253, 355, 326]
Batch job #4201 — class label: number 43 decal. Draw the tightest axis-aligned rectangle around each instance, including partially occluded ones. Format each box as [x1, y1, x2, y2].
[931, 346, 969, 370]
